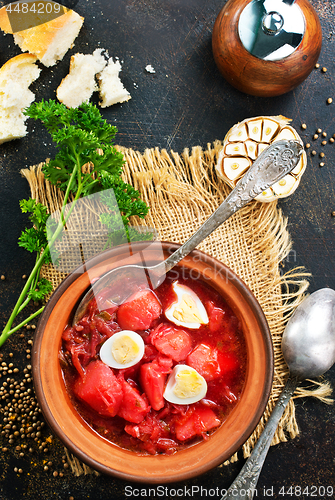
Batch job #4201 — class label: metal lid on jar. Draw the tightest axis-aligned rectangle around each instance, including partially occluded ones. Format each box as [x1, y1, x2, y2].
[238, 0, 305, 61]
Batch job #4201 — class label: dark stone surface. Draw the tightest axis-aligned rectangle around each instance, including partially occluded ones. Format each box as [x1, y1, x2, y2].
[0, 0, 334, 498]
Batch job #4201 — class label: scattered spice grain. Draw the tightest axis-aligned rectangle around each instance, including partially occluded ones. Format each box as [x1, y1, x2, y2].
[301, 123, 307, 130]
[332, 212, 335, 217]
[320, 152, 325, 158]
[1, 275, 5, 280]
[319, 163, 325, 167]
[313, 134, 319, 140]
[330, 138, 334, 143]
[315, 63, 320, 69]
[327, 98, 333, 104]
[311, 150, 317, 155]
[317, 128, 322, 134]
[322, 67, 327, 73]
[322, 141, 327, 146]
[305, 143, 311, 148]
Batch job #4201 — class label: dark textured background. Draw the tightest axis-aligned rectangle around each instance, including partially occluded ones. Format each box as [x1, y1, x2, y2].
[0, 0, 334, 499]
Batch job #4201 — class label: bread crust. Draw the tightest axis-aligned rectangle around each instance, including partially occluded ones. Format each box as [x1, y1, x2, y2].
[0, 8, 84, 66]
[0, 6, 12, 33]
[0, 52, 38, 75]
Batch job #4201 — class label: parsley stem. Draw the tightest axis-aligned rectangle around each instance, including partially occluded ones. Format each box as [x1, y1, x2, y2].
[0, 162, 80, 347]
[1, 307, 45, 338]
[0, 253, 47, 346]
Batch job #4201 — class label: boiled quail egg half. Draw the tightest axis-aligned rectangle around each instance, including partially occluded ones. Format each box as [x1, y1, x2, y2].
[163, 364, 208, 405]
[99, 330, 145, 369]
[165, 282, 209, 329]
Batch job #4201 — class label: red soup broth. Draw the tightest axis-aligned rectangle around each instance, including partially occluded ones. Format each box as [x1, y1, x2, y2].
[60, 268, 247, 455]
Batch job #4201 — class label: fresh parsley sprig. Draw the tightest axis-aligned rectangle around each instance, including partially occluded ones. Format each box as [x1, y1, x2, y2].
[0, 100, 149, 347]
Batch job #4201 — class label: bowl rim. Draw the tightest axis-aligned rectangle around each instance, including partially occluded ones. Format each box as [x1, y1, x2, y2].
[32, 241, 274, 483]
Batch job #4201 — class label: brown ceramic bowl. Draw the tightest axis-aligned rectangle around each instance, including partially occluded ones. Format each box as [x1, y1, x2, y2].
[32, 241, 273, 483]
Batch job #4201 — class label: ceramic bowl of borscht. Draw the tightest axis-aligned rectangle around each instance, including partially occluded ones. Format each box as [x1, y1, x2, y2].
[32, 241, 273, 483]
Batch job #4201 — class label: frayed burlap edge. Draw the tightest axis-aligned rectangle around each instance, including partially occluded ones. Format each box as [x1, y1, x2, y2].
[21, 142, 333, 474]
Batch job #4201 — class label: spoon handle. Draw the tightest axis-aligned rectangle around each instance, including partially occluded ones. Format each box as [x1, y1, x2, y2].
[155, 140, 302, 275]
[221, 376, 298, 500]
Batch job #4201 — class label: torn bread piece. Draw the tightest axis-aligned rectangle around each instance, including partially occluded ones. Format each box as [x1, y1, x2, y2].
[57, 49, 107, 108]
[0, 8, 84, 67]
[0, 53, 41, 144]
[97, 59, 131, 108]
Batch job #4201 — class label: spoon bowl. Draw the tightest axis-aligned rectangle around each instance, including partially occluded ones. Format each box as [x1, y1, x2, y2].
[282, 288, 335, 379]
[222, 287, 335, 500]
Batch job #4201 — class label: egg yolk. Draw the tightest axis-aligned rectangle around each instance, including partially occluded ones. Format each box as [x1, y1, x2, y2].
[111, 335, 140, 365]
[172, 293, 206, 325]
[174, 369, 204, 399]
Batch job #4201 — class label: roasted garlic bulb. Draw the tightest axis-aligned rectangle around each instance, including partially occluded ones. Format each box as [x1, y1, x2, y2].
[216, 115, 307, 202]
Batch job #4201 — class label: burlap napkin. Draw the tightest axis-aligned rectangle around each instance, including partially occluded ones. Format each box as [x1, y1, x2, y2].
[22, 141, 332, 469]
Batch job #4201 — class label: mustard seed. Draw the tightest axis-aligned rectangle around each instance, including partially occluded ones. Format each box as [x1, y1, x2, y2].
[332, 211, 335, 217]
[313, 134, 319, 140]
[320, 152, 325, 158]
[301, 123, 307, 130]
[319, 162, 325, 167]
[315, 63, 320, 69]
[322, 141, 327, 146]
[330, 138, 334, 143]
[322, 132, 327, 137]
[1, 275, 5, 280]
[317, 128, 322, 134]
[22, 275, 27, 279]
[327, 98, 333, 104]
[305, 143, 311, 148]
[311, 150, 317, 155]
[322, 67, 327, 73]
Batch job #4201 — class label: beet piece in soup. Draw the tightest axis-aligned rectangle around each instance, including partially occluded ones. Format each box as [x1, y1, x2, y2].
[74, 360, 122, 417]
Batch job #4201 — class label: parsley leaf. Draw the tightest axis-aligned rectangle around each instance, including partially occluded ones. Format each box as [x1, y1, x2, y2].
[18, 198, 52, 264]
[28, 278, 53, 302]
[25, 100, 125, 196]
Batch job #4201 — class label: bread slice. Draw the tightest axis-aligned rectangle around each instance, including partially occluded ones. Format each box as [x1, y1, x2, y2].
[57, 49, 107, 108]
[0, 8, 84, 67]
[97, 59, 131, 108]
[0, 53, 41, 144]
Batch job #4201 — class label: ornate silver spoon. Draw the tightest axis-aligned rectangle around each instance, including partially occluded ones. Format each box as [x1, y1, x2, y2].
[72, 139, 302, 324]
[221, 287, 335, 500]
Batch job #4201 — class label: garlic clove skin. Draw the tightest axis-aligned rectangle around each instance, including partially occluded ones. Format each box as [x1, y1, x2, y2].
[255, 188, 276, 202]
[223, 156, 252, 181]
[224, 142, 247, 156]
[272, 175, 299, 197]
[245, 140, 258, 160]
[227, 123, 248, 142]
[261, 119, 280, 143]
[246, 119, 263, 142]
